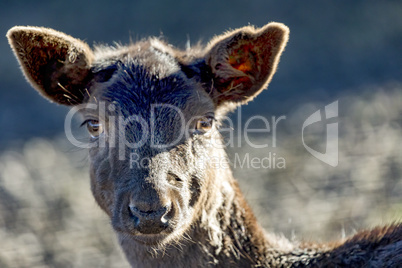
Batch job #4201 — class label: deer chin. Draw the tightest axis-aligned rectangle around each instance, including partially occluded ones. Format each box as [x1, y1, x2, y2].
[114, 225, 173, 247]
[119, 225, 191, 249]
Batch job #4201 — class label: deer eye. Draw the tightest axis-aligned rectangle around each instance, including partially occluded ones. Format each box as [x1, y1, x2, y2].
[83, 119, 104, 138]
[195, 116, 214, 134]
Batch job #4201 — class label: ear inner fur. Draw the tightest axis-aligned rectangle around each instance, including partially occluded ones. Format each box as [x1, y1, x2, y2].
[206, 23, 289, 106]
[7, 26, 94, 105]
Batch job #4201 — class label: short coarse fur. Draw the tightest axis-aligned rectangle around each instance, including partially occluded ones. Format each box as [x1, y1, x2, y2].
[7, 23, 402, 267]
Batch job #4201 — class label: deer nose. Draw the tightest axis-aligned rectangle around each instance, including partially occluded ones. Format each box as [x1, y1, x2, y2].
[128, 202, 171, 234]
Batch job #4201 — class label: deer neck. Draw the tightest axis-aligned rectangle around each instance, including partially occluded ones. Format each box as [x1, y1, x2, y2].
[193, 158, 328, 267]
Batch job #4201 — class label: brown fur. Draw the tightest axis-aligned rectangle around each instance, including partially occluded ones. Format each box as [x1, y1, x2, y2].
[7, 26, 93, 105]
[7, 23, 402, 267]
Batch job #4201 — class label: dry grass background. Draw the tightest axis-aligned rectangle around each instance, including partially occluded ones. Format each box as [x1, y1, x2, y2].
[0, 84, 401, 267]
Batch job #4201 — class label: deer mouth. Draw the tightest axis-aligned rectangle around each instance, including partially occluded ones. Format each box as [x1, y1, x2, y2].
[130, 233, 170, 246]
[114, 222, 175, 246]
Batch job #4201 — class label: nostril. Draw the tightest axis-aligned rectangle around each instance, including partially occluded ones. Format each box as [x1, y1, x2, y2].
[161, 204, 172, 223]
[128, 206, 140, 226]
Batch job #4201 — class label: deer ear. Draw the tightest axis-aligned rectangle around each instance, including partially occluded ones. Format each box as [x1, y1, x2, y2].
[205, 22, 289, 106]
[7, 26, 94, 105]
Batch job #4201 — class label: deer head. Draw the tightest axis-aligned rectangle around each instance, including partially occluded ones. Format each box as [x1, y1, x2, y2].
[7, 23, 289, 248]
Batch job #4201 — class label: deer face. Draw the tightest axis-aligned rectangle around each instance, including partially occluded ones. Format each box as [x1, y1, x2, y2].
[83, 46, 217, 245]
[7, 23, 288, 247]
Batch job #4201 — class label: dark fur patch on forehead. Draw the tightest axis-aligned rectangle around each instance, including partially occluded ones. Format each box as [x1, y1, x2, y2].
[88, 39, 195, 116]
[103, 63, 191, 116]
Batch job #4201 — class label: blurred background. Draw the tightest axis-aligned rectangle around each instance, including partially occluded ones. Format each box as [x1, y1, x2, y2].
[0, 0, 401, 267]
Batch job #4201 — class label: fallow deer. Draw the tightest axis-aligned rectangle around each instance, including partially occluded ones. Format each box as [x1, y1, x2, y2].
[7, 22, 402, 267]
